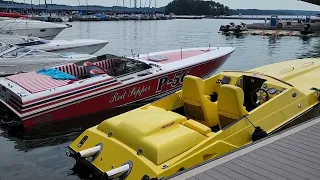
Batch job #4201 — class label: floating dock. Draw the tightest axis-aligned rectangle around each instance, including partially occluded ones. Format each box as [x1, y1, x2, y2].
[219, 30, 320, 38]
[169, 117, 320, 180]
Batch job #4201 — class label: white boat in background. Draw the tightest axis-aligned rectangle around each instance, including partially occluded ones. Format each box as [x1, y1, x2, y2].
[0, 43, 97, 76]
[0, 34, 109, 54]
[0, 18, 70, 40]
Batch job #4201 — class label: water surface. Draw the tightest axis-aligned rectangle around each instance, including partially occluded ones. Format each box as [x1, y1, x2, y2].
[1, 18, 320, 180]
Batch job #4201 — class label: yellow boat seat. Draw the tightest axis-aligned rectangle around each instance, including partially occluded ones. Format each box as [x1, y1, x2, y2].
[182, 120, 212, 136]
[182, 75, 219, 128]
[218, 84, 248, 129]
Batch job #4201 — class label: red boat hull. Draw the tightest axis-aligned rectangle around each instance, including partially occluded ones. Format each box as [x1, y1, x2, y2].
[22, 54, 230, 128]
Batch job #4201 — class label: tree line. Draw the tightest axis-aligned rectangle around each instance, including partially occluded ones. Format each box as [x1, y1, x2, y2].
[165, 0, 229, 16]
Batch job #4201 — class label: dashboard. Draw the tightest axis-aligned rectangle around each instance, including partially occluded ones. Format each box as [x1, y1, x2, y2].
[218, 75, 287, 99]
[261, 83, 287, 97]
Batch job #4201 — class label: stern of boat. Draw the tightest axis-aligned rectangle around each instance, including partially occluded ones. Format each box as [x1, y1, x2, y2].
[67, 125, 160, 180]
[67, 105, 214, 180]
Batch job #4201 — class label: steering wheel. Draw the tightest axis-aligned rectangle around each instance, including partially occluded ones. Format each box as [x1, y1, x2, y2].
[250, 88, 270, 107]
[117, 61, 127, 71]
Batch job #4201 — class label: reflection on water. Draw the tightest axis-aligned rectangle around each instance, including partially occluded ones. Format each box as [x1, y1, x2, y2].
[297, 38, 320, 59]
[1, 19, 320, 180]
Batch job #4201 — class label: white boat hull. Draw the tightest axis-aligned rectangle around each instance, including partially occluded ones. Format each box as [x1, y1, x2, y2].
[31, 40, 109, 54]
[3, 27, 66, 40]
[0, 19, 68, 40]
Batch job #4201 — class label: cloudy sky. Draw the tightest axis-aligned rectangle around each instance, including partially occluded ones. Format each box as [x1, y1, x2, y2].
[14, 0, 320, 10]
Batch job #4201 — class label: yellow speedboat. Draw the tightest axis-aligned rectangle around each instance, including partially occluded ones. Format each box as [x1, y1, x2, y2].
[67, 58, 320, 180]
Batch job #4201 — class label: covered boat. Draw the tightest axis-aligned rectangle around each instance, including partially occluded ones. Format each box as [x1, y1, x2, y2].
[67, 58, 320, 180]
[0, 46, 235, 128]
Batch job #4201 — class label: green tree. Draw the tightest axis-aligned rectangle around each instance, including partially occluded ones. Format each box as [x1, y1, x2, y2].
[165, 0, 230, 16]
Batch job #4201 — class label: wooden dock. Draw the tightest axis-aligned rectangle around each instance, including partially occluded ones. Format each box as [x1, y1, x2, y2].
[168, 117, 320, 180]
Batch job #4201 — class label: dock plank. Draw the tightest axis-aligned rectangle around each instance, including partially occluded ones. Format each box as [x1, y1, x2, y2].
[236, 156, 293, 180]
[214, 166, 252, 180]
[193, 173, 215, 180]
[252, 150, 320, 178]
[204, 169, 234, 180]
[221, 161, 271, 180]
[260, 146, 320, 169]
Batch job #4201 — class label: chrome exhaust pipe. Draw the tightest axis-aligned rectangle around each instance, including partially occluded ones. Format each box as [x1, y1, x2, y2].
[105, 164, 130, 179]
[104, 161, 133, 180]
[66, 144, 102, 160]
[78, 145, 102, 158]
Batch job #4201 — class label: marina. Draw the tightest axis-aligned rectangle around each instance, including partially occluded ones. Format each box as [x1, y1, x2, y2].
[1, 0, 320, 180]
[1, 18, 320, 180]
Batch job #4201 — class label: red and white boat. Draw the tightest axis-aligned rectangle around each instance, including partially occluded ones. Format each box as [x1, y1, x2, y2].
[0, 46, 235, 128]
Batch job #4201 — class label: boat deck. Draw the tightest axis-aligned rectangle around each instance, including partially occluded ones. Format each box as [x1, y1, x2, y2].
[168, 117, 320, 180]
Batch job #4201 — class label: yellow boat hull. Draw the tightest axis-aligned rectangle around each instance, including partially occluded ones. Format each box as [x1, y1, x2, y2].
[68, 58, 320, 180]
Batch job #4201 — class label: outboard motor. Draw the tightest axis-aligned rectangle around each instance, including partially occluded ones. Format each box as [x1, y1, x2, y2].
[220, 24, 233, 33]
[300, 24, 313, 35]
[240, 22, 247, 31]
[233, 25, 244, 33]
[0, 107, 10, 125]
[0, 106, 21, 126]
[219, 25, 226, 32]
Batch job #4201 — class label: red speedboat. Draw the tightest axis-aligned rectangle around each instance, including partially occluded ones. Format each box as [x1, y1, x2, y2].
[0, 46, 235, 128]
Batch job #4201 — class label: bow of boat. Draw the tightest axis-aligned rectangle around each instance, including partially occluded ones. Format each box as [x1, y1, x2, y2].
[136, 47, 235, 69]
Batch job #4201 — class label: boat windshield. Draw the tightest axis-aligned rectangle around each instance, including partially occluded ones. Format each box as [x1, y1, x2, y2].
[0, 47, 63, 58]
[0, 41, 15, 54]
[107, 58, 153, 77]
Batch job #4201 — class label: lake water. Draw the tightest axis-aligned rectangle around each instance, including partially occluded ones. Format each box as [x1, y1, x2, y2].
[1, 18, 320, 180]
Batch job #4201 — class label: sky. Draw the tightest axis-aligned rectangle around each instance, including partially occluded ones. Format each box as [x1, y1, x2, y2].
[13, 0, 320, 11]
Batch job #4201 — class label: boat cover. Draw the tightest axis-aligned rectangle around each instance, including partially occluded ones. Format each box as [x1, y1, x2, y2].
[97, 106, 207, 165]
[6, 71, 74, 94]
[36, 68, 78, 80]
